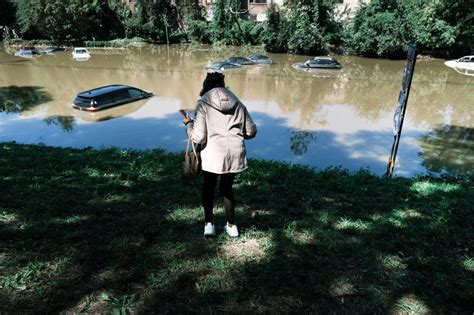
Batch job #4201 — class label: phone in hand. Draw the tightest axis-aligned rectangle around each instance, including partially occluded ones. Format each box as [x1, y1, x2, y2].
[179, 109, 188, 118]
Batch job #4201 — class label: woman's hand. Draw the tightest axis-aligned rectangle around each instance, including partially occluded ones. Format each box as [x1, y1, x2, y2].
[183, 116, 193, 125]
[179, 109, 193, 125]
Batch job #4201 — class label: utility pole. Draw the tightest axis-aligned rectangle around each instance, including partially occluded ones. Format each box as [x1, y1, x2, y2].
[385, 44, 417, 177]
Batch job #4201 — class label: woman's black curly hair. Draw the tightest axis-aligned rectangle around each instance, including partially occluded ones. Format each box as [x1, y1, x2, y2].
[199, 72, 225, 96]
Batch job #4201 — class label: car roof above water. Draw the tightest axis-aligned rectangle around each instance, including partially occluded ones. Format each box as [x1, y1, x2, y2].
[77, 85, 131, 99]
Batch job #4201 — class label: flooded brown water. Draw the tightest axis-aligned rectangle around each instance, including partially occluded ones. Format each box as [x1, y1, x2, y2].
[1, 44, 473, 176]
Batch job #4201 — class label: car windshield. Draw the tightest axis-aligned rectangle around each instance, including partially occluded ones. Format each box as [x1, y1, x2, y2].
[76, 49, 87, 54]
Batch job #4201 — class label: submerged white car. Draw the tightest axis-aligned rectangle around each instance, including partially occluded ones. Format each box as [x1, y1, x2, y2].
[72, 47, 91, 60]
[444, 55, 474, 70]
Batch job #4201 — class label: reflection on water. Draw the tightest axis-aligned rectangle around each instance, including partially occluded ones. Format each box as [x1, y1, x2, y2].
[43, 116, 76, 133]
[0, 44, 473, 177]
[74, 98, 149, 122]
[419, 125, 474, 176]
[290, 130, 317, 156]
[0, 86, 53, 113]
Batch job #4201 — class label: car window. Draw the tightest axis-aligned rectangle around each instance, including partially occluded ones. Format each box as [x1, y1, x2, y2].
[128, 88, 142, 98]
[110, 90, 129, 102]
[73, 96, 92, 107]
[95, 95, 109, 106]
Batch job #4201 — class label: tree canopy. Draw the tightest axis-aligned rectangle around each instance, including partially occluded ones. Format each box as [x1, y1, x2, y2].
[343, 0, 473, 57]
[7, 0, 473, 57]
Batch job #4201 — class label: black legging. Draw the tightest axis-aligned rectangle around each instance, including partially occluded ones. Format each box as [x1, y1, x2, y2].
[202, 171, 236, 224]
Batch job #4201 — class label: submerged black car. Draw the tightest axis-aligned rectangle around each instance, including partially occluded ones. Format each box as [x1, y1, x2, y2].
[249, 54, 273, 64]
[293, 56, 342, 69]
[72, 85, 154, 112]
[206, 61, 242, 71]
[42, 47, 67, 54]
[224, 57, 256, 65]
[14, 48, 42, 58]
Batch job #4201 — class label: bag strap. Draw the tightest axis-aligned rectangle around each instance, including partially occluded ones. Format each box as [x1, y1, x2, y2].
[185, 133, 198, 158]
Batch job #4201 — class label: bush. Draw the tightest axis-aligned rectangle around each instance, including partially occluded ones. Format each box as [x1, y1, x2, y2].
[185, 18, 210, 43]
[342, 0, 471, 58]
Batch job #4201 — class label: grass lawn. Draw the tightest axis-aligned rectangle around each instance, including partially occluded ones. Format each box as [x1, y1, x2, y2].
[0, 142, 472, 313]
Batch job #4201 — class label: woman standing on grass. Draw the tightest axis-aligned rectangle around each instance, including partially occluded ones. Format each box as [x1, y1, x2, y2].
[183, 72, 257, 237]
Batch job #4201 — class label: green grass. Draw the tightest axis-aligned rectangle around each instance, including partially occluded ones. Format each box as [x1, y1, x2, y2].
[0, 142, 472, 313]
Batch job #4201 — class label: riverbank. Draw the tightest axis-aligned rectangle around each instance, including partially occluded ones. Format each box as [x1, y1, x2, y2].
[3, 37, 151, 51]
[0, 142, 472, 313]
[3, 38, 444, 60]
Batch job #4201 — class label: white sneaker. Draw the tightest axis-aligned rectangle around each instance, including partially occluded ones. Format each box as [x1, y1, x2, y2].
[204, 223, 216, 237]
[224, 224, 239, 237]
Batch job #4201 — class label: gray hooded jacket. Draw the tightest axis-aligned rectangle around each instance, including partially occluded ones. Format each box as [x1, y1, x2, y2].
[187, 87, 257, 174]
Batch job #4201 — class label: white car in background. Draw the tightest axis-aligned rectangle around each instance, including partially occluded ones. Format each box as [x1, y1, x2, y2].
[72, 47, 91, 60]
[444, 55, 474, 70]
[444, 55, 474, 76]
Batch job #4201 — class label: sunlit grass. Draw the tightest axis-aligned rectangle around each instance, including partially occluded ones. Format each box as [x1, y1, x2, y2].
[1, 261, 47, 291]
[333, 217, 373, 231]
[411, 181, 460, 196]
[52, 214, 90, 224]
[328, 277, 356, 297]
[462, 257, 474, 272]
[378, 254, 408, 270]
[0, 211, 18, 223]
[390, 294, 430, 314]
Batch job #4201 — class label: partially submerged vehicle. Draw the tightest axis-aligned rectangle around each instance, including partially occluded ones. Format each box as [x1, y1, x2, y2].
[206, 61, 242, 71]
[71, 85, 154, 112]
[42, 47, 67, 54]
[224, 56, 256, 65]
[72, 47, 91, 60]
[293, 56, 342, 69]
[249, 54, 273, 64]
[444, 55, 474, 71]
[14, 48, 42, 58]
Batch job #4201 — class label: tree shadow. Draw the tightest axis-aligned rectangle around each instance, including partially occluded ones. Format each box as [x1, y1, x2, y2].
[0, 86, 53, 113]
[43, 115, 76, 132]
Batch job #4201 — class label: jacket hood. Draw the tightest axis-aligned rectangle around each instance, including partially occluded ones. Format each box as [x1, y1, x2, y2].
[200, 87, 238, 114]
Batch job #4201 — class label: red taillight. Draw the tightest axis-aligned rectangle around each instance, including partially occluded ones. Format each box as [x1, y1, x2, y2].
[86, 107, 98, 112]
[72, 103, 79, 109]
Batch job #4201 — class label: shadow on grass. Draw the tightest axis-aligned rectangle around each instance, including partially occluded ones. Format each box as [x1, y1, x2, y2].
[0, 86, 53, 113]
[0, 142, 472, 313]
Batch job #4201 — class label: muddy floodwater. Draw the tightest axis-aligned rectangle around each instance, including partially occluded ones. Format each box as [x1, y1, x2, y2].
[1, 44, 472, 177]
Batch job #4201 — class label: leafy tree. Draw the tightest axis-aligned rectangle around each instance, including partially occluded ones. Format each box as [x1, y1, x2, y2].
[286, 4, 325, 54]
[0, 0, 17, 39]
[261, 5, 289, 52]
[209, 0, 250, 45]
[120, 0, 178, 42]
[0, 0, 16, 28]
[262, 0, 339, 54]
[343, 0, 406, 57]
[177, 0, 210, 43]
[343, 0, 473, 58]
[15, 0, 44, 39]
[16, 0, 124, 42]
